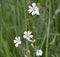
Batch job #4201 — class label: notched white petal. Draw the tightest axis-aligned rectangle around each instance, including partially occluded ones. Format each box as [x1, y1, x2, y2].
[24, 31, 27, 35]
[15, 37, 17, 40]
[15, 43, 18, 47]
[23, 35, 27, 38]
[32, 3, 36, 7]
[14, 40, 17, 43]
[32, 11, 35, 15]
[28, 31, 32, 35]
[28, 9, 32, 13]
[28, 5, 32, 9]
[35, 11, 40, 15]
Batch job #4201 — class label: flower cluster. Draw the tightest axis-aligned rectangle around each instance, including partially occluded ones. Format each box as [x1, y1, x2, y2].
[13, 2, 43, 57]
[13, 31, 33, 47]
[13, 31, 43, 57]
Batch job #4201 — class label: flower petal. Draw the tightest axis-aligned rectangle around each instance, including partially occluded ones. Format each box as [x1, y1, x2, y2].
[15, 37, 18, 40]
[35, 11, 40, 15]
[28, 9, 32, 13]
[14, 40, 18, 43]
[39, 50, 43, 56]
[29, 35, 33, 38]
[23, 35, 27, 38]
[24, 31, 27, 35]
[32, 3, 36, 7]
[32, 11, 35, 15]
[15, 43, 18, 47]
[17, 41, 21, 45]
[26, 37, 33, 42]
[28, 31, 32, 35]
[18, 36, 20, 40]
[28, 5, 32, 9]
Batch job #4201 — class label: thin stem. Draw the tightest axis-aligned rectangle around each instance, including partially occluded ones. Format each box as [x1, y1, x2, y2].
[46, 0, 51, 57]
[17, 0, 21, 35]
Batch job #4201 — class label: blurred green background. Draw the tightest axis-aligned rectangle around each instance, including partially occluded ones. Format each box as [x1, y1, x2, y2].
[0, 0, 60, 57]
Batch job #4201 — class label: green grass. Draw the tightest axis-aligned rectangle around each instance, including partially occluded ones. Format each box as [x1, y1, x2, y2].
[0, 0, 60, 57]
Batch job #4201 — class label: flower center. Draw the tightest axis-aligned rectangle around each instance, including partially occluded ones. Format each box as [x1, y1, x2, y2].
[33, 7, 36, 11]
[33, 7, 39, 11]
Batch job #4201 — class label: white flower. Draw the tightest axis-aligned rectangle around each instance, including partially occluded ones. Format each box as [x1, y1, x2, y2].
[36, 49, 43, 56]
[14, 36, 21, 47]
[23, 31, 33, 42]
[28, 3, 40, 15]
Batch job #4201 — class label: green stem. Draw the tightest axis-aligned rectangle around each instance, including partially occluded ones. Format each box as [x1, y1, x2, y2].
[46, 0, 51, 57]
[17, 0, 21, 35]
